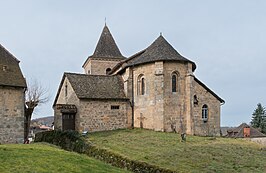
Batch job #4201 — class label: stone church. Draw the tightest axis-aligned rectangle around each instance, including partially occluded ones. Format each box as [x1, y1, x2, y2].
[0, 44, 26, 143]
[54, 25, 224, 136]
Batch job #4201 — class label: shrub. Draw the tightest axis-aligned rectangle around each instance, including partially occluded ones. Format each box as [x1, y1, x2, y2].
[35, 130, 89, 153]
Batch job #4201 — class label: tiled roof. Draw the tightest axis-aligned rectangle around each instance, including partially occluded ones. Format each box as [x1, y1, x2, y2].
[82, 25, 125, 67]
[56, 73, 127, 103]
[227, 123, 266, 138]
[126, 35, 196, 71]
[0, 44, 26, 88]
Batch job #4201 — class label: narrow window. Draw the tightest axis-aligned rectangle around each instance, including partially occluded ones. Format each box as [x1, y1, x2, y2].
[172, 74, 177, 92]
[137, 74, 145, 95]
[106, 68, 111, 75]
[111, 105, 120, 110]
[194, 95, 198, 105]
[202, 104, 208, 122]
[88, 70, 90, 74]
[141, 78, 145, 95]
[65, 83, 68, 97]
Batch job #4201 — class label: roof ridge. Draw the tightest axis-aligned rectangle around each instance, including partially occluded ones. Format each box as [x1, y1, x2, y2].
[64, 72, 120, 78]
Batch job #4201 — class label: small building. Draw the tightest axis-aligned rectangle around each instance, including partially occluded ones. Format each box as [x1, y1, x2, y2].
[54, 25, 225, 136]
[0, 44, 26, 143]
[226, 123, 266, 138]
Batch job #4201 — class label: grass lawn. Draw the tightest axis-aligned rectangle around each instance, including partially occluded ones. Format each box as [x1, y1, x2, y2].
[0, 143, 129, 173]
[89, 128, 266, 173]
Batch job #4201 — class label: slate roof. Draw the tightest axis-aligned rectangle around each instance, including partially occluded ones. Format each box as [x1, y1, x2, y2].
[82, 25, 125, 67]
[0, 44, 26, 88]
[53, 73, 128, 105]
[227, 123, 266, 138]
[125, 35, 196, 71]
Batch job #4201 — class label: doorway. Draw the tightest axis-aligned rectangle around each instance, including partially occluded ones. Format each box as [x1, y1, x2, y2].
[62, 113, 75, 131]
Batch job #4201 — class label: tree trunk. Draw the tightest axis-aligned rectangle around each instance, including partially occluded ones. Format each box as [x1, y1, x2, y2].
[24, 107, 34, 142]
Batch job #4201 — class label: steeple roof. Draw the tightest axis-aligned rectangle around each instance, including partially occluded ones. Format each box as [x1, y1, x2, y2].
[126, 35, 196, 71]
[93, 25, 124, 58]
[82, 25, 125, 67]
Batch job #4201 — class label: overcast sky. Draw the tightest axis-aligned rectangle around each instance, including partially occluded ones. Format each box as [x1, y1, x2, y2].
[1, 0, 266, 126]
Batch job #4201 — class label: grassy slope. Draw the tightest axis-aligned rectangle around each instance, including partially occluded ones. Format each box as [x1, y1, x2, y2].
[0, 143, 129, 173]
[89, 129, 266, 173]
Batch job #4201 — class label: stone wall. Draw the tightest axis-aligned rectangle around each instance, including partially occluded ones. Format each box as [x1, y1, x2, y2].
[119, 60, 221, 136]
[78, 100, 129, 132]
[163, 61, 192, 133]
[0, 86, 25, 143]
[249, 137, 266, 146]
[130, 63, 163, 130]
[83, 58, 121, 75]
[193, 80, 221, 136]
[54, 78, 80, 130]
[54, 77, 130, 132]
[121, 68, 133, 128]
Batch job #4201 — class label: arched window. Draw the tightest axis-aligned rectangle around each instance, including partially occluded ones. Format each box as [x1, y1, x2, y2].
[171, 72, 179, 93]
[202, 104, 208, 122]
[172, 74, 177, 92]
[137, 74, 145, 95]
[106, 68, 111, 75]
[141, 78, 145, 95]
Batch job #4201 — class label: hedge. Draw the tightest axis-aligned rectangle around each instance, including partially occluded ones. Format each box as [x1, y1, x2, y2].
[34, 130, 89, 153]
[35, 130, 175, 173]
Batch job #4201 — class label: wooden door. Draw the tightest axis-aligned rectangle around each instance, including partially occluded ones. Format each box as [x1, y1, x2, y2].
[62, 113, 75, 131]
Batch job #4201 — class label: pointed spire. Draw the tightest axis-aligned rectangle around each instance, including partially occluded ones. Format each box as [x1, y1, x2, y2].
[92, 25, 124, 59]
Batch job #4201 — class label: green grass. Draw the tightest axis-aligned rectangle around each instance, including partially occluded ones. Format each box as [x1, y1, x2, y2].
[89, 128, 266, 173]
[0, 143, 129, 173]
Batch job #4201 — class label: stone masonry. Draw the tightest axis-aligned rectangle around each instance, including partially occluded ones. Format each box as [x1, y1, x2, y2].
[54, 75, 130, 132]
[0, 86, 25, 143]
[53, 25, 224, 136]
[83, 58, 122, 75]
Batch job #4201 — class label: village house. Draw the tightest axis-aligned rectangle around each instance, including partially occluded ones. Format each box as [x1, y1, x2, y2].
[0, 44, 26, 143]
[226, 123, 266, 138]
[54, 25, 225, 136]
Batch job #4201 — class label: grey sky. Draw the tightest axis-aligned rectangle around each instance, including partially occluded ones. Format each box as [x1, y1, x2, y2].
[1, 0, 266, 126]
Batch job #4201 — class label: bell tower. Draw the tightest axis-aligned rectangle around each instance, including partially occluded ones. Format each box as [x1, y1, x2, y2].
[82, 25, 125, 75]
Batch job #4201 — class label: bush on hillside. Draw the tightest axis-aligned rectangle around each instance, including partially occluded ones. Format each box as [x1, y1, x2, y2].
[35, 130, 89, 153]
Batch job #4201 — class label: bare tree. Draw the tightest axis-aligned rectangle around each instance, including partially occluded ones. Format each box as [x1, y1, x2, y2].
[24, 80, 49, 142]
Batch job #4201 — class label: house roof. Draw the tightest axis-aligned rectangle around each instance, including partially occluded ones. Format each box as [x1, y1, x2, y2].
[82, 25, 125, 67]
[53, 72, 128, 106]
[0, 44, 26, 88]
[125, 35, 196, 71]
[227, 123, 266, 138]
[194, 77, 225, 103]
